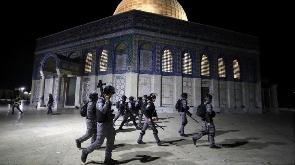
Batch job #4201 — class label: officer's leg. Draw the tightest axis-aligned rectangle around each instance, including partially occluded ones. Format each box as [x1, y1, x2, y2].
[84, 123, 106, 153]
[208, 122, 215, 147]
[192, 121, 206, 145]
[76, 120, 93, 148]
[138, 112, 143, 127]
[179, 112, 187, 135]
[113, 111, 121, 123]
[119, 113, 129, 129]
[105, 122, 116, 159]
[138, 118, 149, 143]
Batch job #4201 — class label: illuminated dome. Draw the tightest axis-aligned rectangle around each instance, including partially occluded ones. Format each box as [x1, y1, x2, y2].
[113, 0, 188, 21]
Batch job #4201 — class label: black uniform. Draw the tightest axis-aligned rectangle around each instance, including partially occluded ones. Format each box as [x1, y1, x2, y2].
[192, 94, 216, 148]
[81, 85, 117, 164]
[113, 98, 127, 125]
[135, 97, 144, 128]
[119, 97, 140, 130]
[75, 100, 97, 148]
[178, 94, 192, 137]
[137, 93, 164, 146]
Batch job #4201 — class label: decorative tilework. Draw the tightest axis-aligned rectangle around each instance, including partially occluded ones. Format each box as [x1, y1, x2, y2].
[82, 78, 90, 103]
[140, 50, 152, 71]
[116, 54, 127, 71]
[183, 77, 193, 106]
[115, 75, 126, 102]
[33, 80, 41, 102]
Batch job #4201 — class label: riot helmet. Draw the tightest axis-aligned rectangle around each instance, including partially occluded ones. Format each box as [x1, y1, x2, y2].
[129, 96, 135, 101]
[181, 93, 188, 98]
[103, 85, 115, 94]
[138, 97, 142, 100]
[205, 93, 212, 101]
[89, 91, 98, 99]
[143, 95, 147, 99]
[148, 93, 156, 100]
[121, 95, 127, 101]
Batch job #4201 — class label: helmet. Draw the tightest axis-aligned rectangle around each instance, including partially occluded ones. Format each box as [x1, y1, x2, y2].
[181, 93, 188, 98]
[89, 91, 98, 99]
[138, 97, 142, 100]
[149, 93, 156, 100]
[103, 85, 115, 94]
[129, 96, 134, 100]
[143, 95, 147, 99]
[121, 95, 127, 101]
[205, 93, 212, 100]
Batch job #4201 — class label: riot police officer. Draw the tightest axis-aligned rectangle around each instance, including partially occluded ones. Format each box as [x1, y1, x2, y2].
[113, 95, 127, 125]
[75, 91, 98, 148]
[192, 93, 216, 148]
[137, 93, 164, 146]
[135, 96, 144, 128]
[178, 93, 192, 137]
[81, 85, 118, 164]
[118, 96, 141, 130]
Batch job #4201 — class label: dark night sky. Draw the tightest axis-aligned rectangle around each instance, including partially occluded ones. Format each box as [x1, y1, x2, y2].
[1, 1, 292, 106]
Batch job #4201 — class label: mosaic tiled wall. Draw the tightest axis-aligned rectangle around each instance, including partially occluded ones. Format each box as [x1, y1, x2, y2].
[139, 49, 152, 72]
[33, 80, 41, 103]
[115, 75, 126, 102]
[81, 78, 91, 103]
[53, 77, 59, 101]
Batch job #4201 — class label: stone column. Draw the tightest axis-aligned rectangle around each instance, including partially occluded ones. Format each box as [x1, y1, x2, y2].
[54, 69, 63, 110]
[38, 71, 46, 108]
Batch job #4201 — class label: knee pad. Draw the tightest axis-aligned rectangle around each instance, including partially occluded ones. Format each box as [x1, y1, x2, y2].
[201, 130, 207, 135]
[182, 122, 187, 126]
[153, 129, 158, 135]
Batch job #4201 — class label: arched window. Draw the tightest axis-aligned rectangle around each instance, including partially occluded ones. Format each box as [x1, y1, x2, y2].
[218, 57, 226, 77]
[162, 49, 173, 72]
[182, 52, 192, 74]
[85, 52, 92, 73]
[201, 55, 210, 76]
[99, 50, 108, 72]
[233, 59, 240, 79]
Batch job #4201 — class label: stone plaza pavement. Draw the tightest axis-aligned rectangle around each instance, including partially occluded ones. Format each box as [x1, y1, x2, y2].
[0, 101, 294, 165]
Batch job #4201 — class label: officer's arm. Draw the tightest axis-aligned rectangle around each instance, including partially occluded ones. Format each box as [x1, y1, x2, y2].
[96, 99, 111, 114]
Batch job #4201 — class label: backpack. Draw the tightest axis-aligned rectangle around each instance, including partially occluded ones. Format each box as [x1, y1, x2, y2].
[175, 99, 182, 111]
[196, 103, 207, 118]
[80, 101, 89, 117]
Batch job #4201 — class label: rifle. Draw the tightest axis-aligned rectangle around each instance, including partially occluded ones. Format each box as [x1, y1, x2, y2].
[97, 80, 106, 97]
[153, 121, 165, 130]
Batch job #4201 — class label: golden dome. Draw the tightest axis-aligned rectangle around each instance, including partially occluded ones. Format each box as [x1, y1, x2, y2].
[113, 0, 188, 21]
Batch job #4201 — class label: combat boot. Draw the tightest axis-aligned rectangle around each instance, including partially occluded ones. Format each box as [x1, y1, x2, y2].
[137, 140, 146, 144]
[104, 158, 118, 164]
[192, 137, 197, 145]
[157, 141, 165, 146]
[75, 139, 81, 148]
[81, 149, 88, 163]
